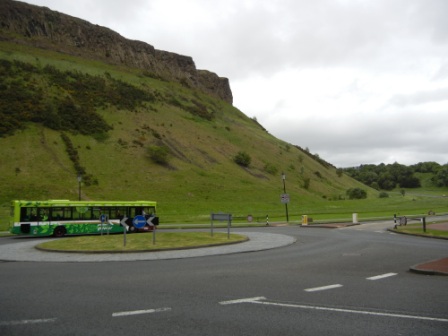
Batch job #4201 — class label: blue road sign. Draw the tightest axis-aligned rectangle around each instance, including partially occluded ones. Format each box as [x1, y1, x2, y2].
[133, 215, 146, 229]
[100, 214, 107, 222]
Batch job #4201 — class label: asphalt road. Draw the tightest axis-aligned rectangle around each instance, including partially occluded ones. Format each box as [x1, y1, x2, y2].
[1, 223, 447, 335]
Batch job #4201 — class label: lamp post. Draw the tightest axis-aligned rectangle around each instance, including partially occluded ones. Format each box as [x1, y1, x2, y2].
[77, 174, 82, 201]
[282, 172, 289, 223]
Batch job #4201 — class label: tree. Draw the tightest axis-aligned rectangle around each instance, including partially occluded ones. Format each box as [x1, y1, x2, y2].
[433, 165, 448, 187]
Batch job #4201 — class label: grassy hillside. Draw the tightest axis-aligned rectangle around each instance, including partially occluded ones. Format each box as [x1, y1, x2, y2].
[1, 41, 446, 230]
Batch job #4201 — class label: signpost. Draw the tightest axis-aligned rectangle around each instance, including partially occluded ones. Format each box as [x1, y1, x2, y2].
[147, 216, 156, 245]
[210, 213, 232, 238]
[100, 214, 107, 236]
[121, 216, 128, 247]
[281, 173, 289, 223]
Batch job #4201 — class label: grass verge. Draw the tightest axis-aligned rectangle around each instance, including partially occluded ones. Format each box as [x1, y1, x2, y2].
[391, 223, 448, 238]
[36, 232, 248, 252]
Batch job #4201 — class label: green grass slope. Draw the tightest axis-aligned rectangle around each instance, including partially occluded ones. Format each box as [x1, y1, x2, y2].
[1, 42, 446, 230]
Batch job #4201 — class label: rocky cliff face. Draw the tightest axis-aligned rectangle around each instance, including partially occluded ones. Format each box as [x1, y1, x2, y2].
[0, 0, 233, 104]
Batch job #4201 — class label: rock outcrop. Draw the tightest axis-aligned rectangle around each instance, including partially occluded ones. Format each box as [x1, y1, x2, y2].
[0, 0, 233, 104]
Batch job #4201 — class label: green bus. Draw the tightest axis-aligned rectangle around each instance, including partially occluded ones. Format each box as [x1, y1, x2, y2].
[9, 200, 159, 237]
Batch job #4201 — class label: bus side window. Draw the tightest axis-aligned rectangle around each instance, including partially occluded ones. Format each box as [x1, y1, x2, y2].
[92, 208, 102, 220]
[26, 208, 39, 221]
[20, 208, 34, 221]
[143, 207, 155, 216]
[112, 207, 125, 220]
[128, 207, 136, 219]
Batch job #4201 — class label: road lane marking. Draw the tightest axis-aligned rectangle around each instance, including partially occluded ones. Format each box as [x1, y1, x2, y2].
[251, 300, 448, 323]
[304, 284, 343, 292]
[219, 297, 266, 305]
[112, 307, 171, 317]
[0, 318, 57, 326]
[220, 297, 448, 323]
[366, 273, 397, 280]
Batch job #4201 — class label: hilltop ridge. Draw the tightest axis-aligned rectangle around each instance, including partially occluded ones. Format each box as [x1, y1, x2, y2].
[0, 0, 233, 104]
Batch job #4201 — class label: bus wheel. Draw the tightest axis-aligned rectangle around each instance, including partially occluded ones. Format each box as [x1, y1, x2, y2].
[53, 226, 67, 237]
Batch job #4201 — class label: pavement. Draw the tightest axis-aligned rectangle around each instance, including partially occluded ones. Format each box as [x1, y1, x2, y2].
[0, 228, 446, 275]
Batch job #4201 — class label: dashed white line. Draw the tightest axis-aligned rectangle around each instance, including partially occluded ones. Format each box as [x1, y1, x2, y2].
[366, 273, 397, 281]
[0, 318, 57, 326]
[112, 307, 171, 317]
[304, 284, 343, 292]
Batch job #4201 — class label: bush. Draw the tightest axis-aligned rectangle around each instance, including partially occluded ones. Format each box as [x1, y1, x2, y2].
[233, 151, 251, 167]
[148, 145, 170, 164]
[379, 191, 389, 198]
[346, 188, 367, 199]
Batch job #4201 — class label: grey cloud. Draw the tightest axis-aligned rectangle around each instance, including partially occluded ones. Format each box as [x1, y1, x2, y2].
[390, 88, 448, 106]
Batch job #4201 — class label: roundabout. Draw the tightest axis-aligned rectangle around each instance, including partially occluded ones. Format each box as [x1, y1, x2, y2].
[0, 231, 296, 262]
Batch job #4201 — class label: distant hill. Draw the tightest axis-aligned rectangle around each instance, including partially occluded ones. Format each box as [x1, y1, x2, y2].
[0, 0, 374, 226]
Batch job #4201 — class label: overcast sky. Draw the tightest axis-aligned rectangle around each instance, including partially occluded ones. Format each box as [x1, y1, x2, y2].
[23, 0, 448, 167]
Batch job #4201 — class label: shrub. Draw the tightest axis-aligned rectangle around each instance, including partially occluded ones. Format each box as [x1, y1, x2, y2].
[148, 145, 170, 165]
[379, 191, 389, 198]
[346, 188, 367, 199]
[234, 151, 251, 167]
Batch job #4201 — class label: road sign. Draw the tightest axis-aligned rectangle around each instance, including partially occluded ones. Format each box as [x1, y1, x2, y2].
[133, 215, 146, 229]
[211, 213, 232, 221]
[100, 214, 107, 222]
[281, 193, 290, 204]
[120, 216, 129, 230]
[147, 216, 155, 226]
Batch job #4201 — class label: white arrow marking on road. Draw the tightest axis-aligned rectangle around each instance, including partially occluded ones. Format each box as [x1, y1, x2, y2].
[249, 300, 448, 323]
[219, 297, 448, 323]
[112, 307, 171, 317]
[304, 284, 343, 292]
[219, 297, 266, 305]
[366, 273, 397, 280]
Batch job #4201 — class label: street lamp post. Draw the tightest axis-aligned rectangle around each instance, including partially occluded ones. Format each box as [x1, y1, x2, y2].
[282, 172, 289, 223]
[77, 174, 82, 201]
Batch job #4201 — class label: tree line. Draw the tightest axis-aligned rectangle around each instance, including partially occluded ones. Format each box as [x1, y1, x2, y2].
[342, 161, 448, 189]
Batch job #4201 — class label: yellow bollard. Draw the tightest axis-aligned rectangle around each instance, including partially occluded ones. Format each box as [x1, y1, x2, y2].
[302, 215, 308, 225]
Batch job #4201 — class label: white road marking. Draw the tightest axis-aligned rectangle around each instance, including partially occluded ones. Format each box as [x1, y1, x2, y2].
[220, 297, 448, 323]
[366, 273, 397, 280]
[219, 296, 266, 305]
[0, 318, 57, 326]
[251, 300, 448, 323]
[112, 307, 171, 317]
[304, 284, 343, 292]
